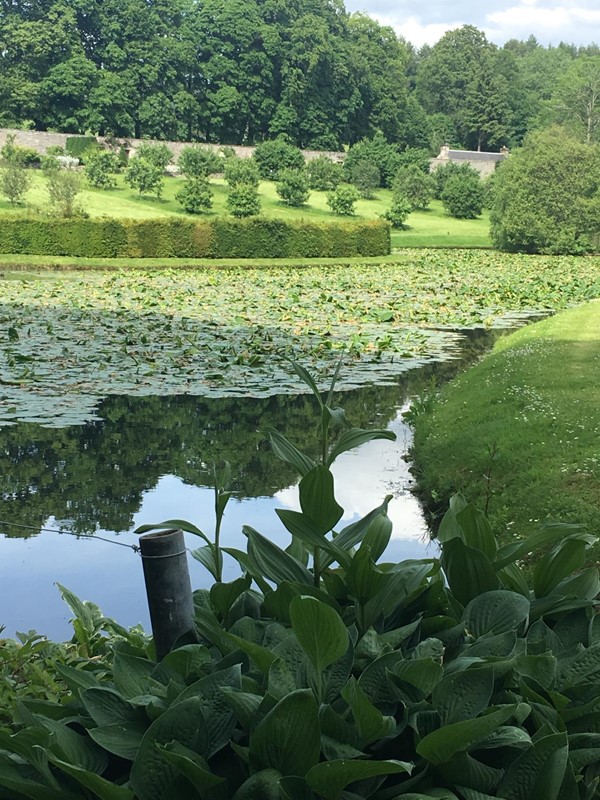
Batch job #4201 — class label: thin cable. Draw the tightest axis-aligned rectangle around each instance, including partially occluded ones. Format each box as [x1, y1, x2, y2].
[0, 518, 140, 552]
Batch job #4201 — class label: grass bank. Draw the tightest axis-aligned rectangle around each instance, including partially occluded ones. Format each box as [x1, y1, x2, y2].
[411, 301, 600, 558]
[1, 171, 492, 250]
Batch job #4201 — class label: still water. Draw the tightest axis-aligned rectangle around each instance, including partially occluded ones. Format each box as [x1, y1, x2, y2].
[0, 329, 503, 639]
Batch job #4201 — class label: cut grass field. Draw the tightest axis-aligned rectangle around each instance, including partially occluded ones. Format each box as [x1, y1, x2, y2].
[411, 301, 600, 560]
[0, 171, 492, 251]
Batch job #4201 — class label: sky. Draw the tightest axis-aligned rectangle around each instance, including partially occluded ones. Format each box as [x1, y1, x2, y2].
[343, 0, 600, 48]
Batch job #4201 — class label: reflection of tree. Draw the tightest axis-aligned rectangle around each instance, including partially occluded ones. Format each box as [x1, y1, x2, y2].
[0, 328, 500, 539]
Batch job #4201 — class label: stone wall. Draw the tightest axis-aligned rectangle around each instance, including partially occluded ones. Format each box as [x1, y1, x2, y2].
[0, 128, 346, 163]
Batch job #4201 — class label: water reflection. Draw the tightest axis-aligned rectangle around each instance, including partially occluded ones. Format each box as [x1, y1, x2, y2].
[0, 328, 506, 639]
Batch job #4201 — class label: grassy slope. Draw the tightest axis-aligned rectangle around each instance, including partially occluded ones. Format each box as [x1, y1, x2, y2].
[411, 301, 600, 557]
[1, 172, 492, 250]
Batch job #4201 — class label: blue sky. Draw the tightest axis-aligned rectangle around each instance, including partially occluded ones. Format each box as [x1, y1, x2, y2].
[344, 0, 600, 48]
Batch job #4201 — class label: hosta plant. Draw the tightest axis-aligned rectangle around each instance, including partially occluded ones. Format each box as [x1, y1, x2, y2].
[0, 364, 598, 800]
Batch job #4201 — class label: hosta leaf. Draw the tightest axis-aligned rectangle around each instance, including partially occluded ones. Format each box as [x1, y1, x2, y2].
[130, 697, 209, 800]
[306, 759, 411, 800]
[82, 687, 145, 727]
[441, 538, 499, 606]
[249, 690, 320, 777]
[88, 722, 147, 761]
[44, 751, 134, 800]
[341, 677, 396, 746]
[432, 668, 493, 725]
[232, 769, 282, 800]
[463, 591, 530, 638]
[497, 731, 569, 800]
[417, 704, 518, 765]
[456, 504, 497, 561]
[112, 650, 155, 699]
[533, 539, 588, 598]
[158, 742, 226, 799]
[289, 595, 348, 673]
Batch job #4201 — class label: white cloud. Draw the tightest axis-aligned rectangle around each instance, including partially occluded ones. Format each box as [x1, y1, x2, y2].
[485, 3, 600, 43]
[371, 14, 465, 47]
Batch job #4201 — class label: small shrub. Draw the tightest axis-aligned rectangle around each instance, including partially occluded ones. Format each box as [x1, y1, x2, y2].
[178, 146, 221, 177]
[0, 160, 32, 204]
[252, 138, 304, 180]
[219, 145, 237, 160]
[84, 149, 120, 189]
[46, 145, 65, 157]
[124, 157, 164, 197]
[227, 183, 261, 217]
[392, 164, 434, 210]
[348, 160, 380, 199]
[276, 168, 310, 207]
[175, 176, 213, 214]
[46, 168, 83, 217]
[343, 132, 401, 187]
[433, 161, 480, 200]
[441, 173, 484, 219]
[135, 142, 173, 170]
[327, 185, 360, 215]
[383, 193, 412, 227]
[224, 158, 260, 188]
[306, 156, 343, 190]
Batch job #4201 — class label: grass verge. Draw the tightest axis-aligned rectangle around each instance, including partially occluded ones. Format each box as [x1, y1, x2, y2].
[411, 300, 600, 559]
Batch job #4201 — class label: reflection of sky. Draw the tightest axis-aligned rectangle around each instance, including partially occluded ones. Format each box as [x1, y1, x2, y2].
[0, 408, 435, 640]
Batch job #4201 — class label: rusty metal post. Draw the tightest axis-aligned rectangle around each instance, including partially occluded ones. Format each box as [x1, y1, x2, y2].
[139, 529, 194, 660]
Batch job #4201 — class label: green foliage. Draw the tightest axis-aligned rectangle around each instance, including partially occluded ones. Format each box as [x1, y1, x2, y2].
[1, 365, 599, 800]
[65, 135, 98, 161]
[224, 158, 260, 188]
[45, 168, 83, 217]
[85, 150, 120, 190]
[0, 216, 390, 259]
[275, 168, 310, 207]
[326, 185, 360, 215]
[432, 161, 481, 200]
[306, 156, 343, 191]
[124, 157, 164, 197]
[383, 192, 412, 228]
[491, 127, 600, 255]
[0, 161, 32, 205]
[45, 145, 65, 157]
[135, 142, 173, 170]
[226, 183, 261, 217]
[343, 132, 401, 188]
[175, 176, 214, 214]
[348, 159, 380, 199]
[178, 146, 221, 178]
[252, 139, 304, 180]
[441, 172, 484, 219]
[392, 163, 434, 210]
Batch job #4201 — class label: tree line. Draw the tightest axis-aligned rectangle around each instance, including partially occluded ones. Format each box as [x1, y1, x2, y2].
[1, 0, 599, 152]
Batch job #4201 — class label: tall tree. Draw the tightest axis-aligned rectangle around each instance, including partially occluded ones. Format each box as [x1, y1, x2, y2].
[548, 56, 600, 144]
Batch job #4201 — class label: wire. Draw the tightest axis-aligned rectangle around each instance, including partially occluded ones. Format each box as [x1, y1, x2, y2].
[0, 518, 141, 553]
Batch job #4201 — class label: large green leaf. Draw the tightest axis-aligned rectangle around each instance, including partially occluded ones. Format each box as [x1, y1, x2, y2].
[299, 466, 343, 535]
[416, 704, 518, 765]
[463, 591, 530, 638]
[437, 494, 469, 543]
[306, 758, 411, 800]
[341, 677, 396, 746]
[346, 546, 389, 605]
[533, 538, 588, 598]
[265, 428, 316, 477]
[43, 751, 134, 800]
[210, 575, 252, 620]
[130, 697, 209, 800]
[158, 742, 226, 799]
[82, 687, 145, 727]
[557, 641, 600, 688]
[134, 519, 211, 546]
[326, 427, 396, 466]
[327, 495, 392, 554]
[112, 651, 155, 699]
[289, 595, 348, 673]
[361, 512, 393, 562]
[88, 722, 147, 761]
[276, 510, 350, 568]
[494, 523, 586, 570]
[456, 504, 497, 561]
[245, 526, 313, 585]
[497, 731, 569, 800]
[249, 690, 320, 777]
[441, 538, 499, 606]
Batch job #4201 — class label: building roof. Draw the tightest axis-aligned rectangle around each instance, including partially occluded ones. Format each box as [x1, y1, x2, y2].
[447, 149, 505, 162]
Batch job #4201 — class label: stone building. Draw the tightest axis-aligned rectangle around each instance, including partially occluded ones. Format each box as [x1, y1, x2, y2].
[430, 144, 509, 177]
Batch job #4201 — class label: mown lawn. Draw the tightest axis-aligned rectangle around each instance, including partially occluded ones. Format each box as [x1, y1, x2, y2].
[1, 171, 492, 250]
[411, 300, 600, 559]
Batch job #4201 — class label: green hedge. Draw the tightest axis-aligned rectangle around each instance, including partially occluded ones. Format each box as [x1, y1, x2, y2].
[0, 217, 390, 259]
[65, 136, 98, 159]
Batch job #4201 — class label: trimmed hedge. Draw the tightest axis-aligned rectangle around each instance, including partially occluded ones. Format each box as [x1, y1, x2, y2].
[0, 217, 390, 259]
[65, 136, 98, 159]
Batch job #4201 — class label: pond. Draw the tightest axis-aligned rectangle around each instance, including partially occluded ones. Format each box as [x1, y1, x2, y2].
[0, 326, 521, 640]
